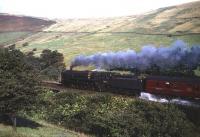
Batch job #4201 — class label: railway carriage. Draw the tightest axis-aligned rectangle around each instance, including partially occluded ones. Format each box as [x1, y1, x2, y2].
[145, 76, 200, 99]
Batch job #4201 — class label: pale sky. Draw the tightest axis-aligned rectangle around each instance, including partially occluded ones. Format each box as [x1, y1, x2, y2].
[0, 0, 198, 19]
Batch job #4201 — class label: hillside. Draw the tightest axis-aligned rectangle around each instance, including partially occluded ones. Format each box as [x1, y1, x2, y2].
[0, 14, 55, 46]
[2, 1, 200, 67]
[129, 1, 200, 34]
[0, 13, 55, 32]
[44, 1, 200, 33]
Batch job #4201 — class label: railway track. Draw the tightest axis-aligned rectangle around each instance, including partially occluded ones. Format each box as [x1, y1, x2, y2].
[41, 81, 64, 92]
[41, 80, 134, 96]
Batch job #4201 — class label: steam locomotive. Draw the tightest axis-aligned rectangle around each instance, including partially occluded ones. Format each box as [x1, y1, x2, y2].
[61, 70, 200, 99]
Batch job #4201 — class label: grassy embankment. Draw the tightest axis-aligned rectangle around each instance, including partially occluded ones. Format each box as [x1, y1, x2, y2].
[0, 116, 87, 137]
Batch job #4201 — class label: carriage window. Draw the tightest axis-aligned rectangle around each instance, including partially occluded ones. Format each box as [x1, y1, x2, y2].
[173, 82, 177, 88]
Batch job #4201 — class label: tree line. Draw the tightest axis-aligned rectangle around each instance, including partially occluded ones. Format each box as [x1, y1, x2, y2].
[0, 47, 65, 129]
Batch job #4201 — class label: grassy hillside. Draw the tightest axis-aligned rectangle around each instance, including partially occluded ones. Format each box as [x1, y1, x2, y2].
[10, 1, 200, 67]
[0, 14, 55, 46]
[135, 1, 200, 34]
[0, 118, 86, 137]
[43, 1, 200, 34]
[0, 32, 33, 47]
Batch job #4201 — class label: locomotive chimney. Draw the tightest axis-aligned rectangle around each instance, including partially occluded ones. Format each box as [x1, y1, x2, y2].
[70, 65, 73, 71]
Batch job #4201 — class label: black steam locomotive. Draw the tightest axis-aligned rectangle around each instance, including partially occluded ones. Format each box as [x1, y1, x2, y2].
[61, 70, 200, 99]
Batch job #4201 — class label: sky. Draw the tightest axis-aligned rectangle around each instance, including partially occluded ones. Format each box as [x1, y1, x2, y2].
[0, 0, 198, 19]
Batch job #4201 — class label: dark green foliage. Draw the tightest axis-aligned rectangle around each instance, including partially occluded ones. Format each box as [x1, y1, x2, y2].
[41, 49, 65, 69]
[25, 53, 41, 71]
[39, 49, 65, 80]
[26, 49, 65, 80]
[8, 44, 16, 50]
[30, 91, 198, 137]
[0, 48, 41, 114]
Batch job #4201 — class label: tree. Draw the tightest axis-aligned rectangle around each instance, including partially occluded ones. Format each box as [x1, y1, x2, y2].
[39, 49, 66, 80]
[0, 48, 41, 130]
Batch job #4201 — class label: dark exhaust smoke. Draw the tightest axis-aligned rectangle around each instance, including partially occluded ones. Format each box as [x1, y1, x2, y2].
[71, 40, 200, 71]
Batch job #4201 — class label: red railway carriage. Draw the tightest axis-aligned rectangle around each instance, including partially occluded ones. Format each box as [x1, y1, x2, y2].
[145, 76, 200, 99]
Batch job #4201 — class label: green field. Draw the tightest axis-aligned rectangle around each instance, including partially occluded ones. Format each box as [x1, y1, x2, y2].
[0, 32, 31, 46]
[17, 33, 200, 67]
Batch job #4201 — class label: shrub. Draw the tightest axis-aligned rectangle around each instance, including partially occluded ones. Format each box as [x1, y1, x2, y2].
[30, 91, 197, 137]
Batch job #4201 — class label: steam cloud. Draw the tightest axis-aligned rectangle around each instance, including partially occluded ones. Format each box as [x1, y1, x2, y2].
[71, 40, 200, 71]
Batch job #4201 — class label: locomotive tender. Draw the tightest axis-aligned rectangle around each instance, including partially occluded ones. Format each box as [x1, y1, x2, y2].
[61, 70, 200, 99]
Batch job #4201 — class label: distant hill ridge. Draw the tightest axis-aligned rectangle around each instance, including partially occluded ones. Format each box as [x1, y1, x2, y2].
[40, 1, 199, 34]
[0, 1, 200, 33]
[0, 14, 55, 32]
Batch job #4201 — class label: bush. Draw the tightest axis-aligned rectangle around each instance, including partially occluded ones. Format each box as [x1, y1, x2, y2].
[24, 49, 66, 80]
[29, 91, 198, 137]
